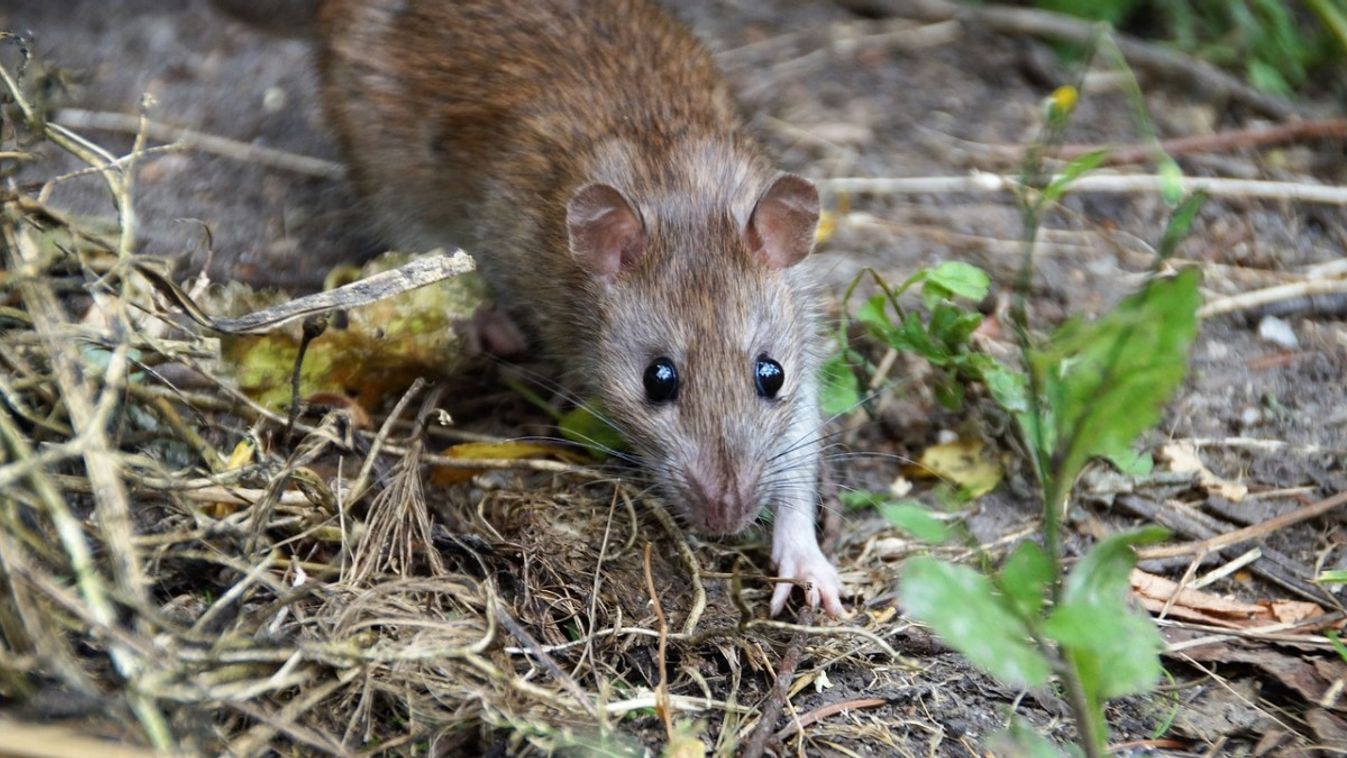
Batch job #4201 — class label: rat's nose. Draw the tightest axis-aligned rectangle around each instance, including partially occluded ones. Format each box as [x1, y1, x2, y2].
[685, 468, 759, 535]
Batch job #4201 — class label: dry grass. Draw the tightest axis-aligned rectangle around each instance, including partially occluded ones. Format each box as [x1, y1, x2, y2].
[0, 42, 912, 757]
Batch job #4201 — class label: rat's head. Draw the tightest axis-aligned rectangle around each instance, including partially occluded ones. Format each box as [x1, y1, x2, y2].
[566, 174, 822, 535]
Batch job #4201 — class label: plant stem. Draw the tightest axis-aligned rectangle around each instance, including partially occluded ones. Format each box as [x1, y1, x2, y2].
[1054, 654, 1106, 758]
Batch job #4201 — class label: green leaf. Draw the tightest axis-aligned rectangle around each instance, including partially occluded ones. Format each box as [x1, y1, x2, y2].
[1316, 570, 1347, 585]
[1060, 526, 1167, 608]
[924, 261, 992, 302]
[1046, 605, 1164, 703]
[839, 493, 954, 545]
[838, 490, 884, 512]
[855, 293, 897, 340]
[981, 362, 1030, 414]
[1043, 527, 1169, 702]
[900, 557, 1052, 688]
[1156, 192, 1207, 261]
[1248, 58, 1292, 95]
[998, 541, 1053, 620]
[1034, 0, 1140, 25]
[899, 311, 947, 362]
[819, 353, 862, 417]
[927, 302, 983, 352]
[1103, 447, 1154, 477]
[933, 377, 965, 411]
[1032, 268, 1202, 490]
[879, 501, 952, 544]
[1043, 149, 1109, 204]
[1157, 157, 1185, 206]
[559, 404, 626, 459]
[1327, 631, 1347, 664]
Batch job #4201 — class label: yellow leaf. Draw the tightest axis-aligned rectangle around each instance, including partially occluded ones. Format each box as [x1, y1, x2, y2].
[209, 438, 260, 517]
[814, 209, 838, 245]
[223, 438, 255, 470]
[661, 721, 706, 758]
[909, 437, 1002, 498]
[431, 440, 580, 485]
[1049, 85, 1078, 116]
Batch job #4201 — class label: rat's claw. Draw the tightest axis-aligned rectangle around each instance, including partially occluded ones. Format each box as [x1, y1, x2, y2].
[769, 543, 844, 618]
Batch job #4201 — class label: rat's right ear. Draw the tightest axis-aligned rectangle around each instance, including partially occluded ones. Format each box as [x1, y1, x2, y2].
[567, 183, 646, 282]
[744, 174, 820, 270]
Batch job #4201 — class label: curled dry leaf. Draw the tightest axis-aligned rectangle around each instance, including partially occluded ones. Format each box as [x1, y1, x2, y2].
[1132, 569, 1342, 632]
[1158, 441, 1248, 501]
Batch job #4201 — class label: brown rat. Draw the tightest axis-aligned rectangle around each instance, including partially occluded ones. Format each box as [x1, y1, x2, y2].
[225, 0, 842, 616]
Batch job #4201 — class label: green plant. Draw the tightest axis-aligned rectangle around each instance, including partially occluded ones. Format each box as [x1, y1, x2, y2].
[1033, 0, 1347, 96]
[832, 82, 1205, 754]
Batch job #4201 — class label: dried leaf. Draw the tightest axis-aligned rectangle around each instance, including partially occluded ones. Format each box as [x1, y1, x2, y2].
[430, 440, 581, 485]
[908, 437, 1003, 498]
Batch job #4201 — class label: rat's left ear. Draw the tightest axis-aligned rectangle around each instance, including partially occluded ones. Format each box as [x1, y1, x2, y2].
[744, 174, 820, 269]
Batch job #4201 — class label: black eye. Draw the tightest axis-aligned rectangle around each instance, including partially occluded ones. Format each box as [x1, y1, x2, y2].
[643, 357, 679, 403]
[755, 355, 784, 399]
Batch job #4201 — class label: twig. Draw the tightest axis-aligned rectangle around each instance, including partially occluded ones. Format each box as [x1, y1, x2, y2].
[744, 618, 904, 663]
[4, 221, 171, 749]
[1138, 490, 1347, 561]
[742, 608, 813, 758]
[774, 696, 888, 741]
[1058, 117, 1347, 166]
[493, 601, 601, 721]
[578, 489, 620, 677]
[53, 108, 346, 179]
[645, 496, 707, 635]
[1123, 496, 1326, 603]
[821, 172, 1347, 205]
[601, 694, 755, 717]
[1198, 278, 1347, 319]
[140, 250, 476, 335]
[285, 315, 329, 444]
[643, 542, 675, 742]
[0, 721, 167, 758]
[838, 0, 1297, 119]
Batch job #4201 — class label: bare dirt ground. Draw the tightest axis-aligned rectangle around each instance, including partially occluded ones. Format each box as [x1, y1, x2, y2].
[3, 0, 1346, 755]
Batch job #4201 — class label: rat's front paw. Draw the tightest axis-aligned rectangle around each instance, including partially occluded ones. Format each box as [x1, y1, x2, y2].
[770, 541, 844, 617]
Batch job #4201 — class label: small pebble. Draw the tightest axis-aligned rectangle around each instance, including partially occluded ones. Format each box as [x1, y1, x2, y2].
[1257, 315, 1299, 350]
[263, 86, 288, 113]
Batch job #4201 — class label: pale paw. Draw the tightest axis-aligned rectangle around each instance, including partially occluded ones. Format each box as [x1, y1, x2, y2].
[769, 543, 844, 618]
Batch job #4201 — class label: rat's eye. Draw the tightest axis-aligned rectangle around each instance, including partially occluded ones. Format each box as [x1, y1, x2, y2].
[643, 357, 679, 403]
[755, 355, 784, 399]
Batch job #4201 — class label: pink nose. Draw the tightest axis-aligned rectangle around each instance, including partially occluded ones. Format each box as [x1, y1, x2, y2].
[686, 470, 757, 535]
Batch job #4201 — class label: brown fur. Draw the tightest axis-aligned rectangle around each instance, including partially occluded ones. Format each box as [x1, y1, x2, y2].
[243, 0, 842, 613]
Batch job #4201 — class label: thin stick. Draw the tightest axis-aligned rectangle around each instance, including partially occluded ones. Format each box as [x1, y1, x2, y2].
[1138, 490, 1347, 560]
[642, 543, 675, 742]
[1058, 117, 1347, 165]
[774, 696, 887, 741]
[1198, 278, 1347, 319]
[742, 608, 813, 758]
[841, 0, 1296, 119]
[54, 108, 346, 179]
[645, 496, 707, 635]
[821, 173, 1347, 206]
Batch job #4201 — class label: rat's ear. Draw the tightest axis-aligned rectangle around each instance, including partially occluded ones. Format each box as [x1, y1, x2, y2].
[745, 174, 820, 269]
[567, 183, 646, 281]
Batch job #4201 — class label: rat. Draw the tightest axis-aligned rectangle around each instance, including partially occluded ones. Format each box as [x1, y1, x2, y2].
[217, 0, 843, 616]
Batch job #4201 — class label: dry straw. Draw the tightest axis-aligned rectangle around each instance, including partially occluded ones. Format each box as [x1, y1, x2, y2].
[0, 40, 902, 756]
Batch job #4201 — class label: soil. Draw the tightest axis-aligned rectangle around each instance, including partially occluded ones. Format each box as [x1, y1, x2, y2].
[4, 0, 1346, 755]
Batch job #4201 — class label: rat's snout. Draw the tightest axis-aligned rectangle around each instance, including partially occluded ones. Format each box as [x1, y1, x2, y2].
[684, 466, 761, 536]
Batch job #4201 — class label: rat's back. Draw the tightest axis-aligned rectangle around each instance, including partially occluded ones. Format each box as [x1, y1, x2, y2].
[315, 0, 750, 256]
